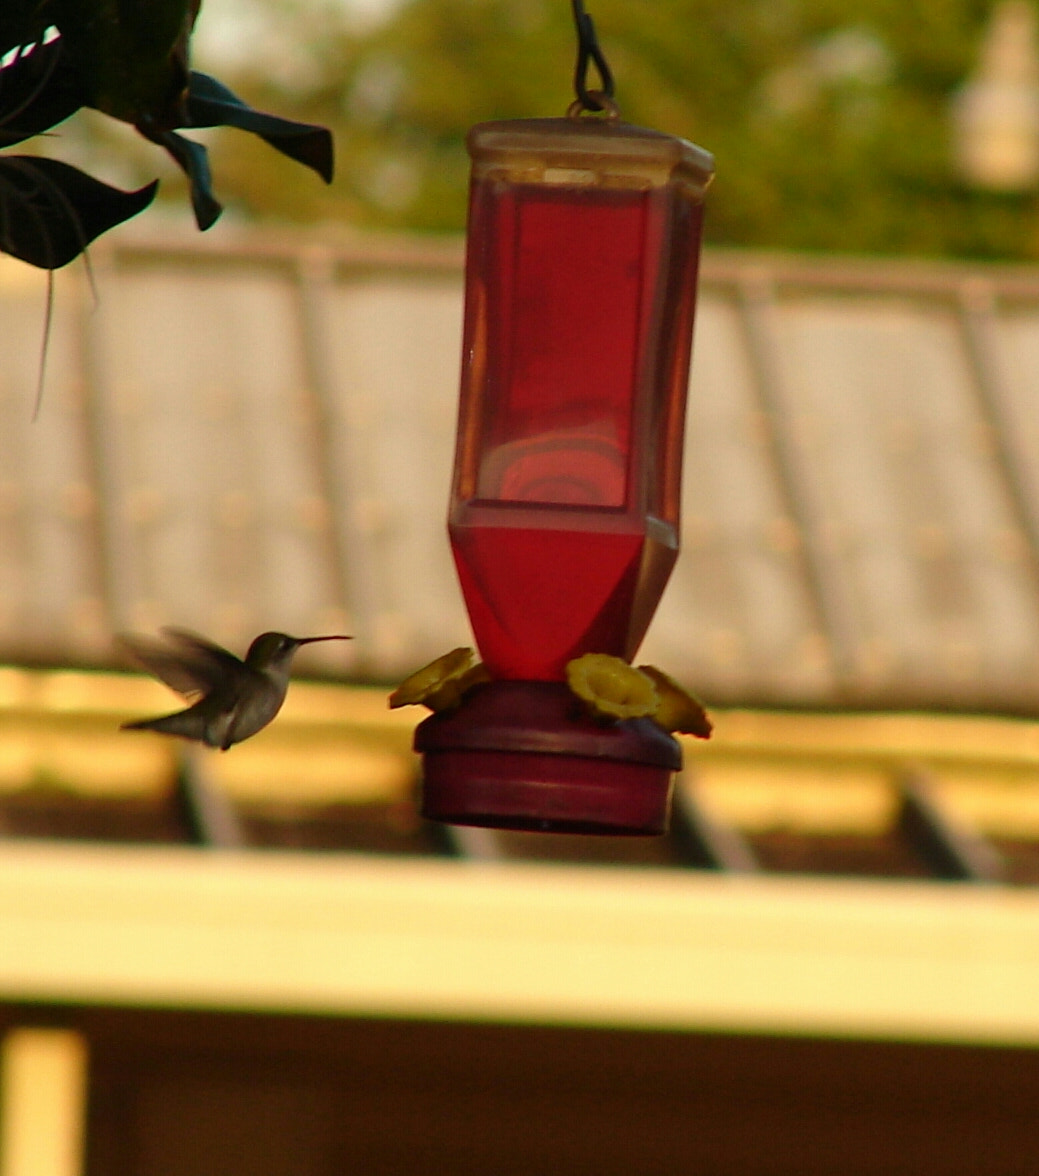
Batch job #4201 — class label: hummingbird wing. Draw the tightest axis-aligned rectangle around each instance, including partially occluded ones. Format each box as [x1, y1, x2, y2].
[118, 627, 245, 699]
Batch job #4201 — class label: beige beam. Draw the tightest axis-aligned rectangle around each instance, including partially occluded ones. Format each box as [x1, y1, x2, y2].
[0, 1029, 87, 1176]
[0, 842, 1037, 1046]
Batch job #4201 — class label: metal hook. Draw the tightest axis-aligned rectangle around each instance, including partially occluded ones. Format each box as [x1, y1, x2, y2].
[571, 0, 616, 114]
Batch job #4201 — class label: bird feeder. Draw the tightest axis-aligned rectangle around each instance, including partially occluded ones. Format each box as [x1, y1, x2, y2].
[402, 9, 714, 834]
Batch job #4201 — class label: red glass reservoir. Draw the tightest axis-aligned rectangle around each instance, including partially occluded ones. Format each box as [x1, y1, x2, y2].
[418, 115, 713, 834]
[450, 118, 714, 680]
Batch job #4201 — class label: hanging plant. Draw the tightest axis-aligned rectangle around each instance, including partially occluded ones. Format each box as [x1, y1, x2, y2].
[0, 0, 334, 268]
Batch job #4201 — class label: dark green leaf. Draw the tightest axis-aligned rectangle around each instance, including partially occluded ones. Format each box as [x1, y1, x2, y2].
[0, 0, 55, 56]
[0, 156, 157, 267]
[140, 126, 221, 229]
[45, 0, 200, 128]
[185, 72, 334, 183]
[0, 36, 84, 145]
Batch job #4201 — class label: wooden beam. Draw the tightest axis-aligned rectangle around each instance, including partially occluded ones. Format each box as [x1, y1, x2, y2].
[0, 842, 1037, 1045]
[0, 1029, 87, 1176]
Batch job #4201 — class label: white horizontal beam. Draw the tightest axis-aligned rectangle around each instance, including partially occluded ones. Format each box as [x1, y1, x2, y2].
[0, 842, 1037, 1046]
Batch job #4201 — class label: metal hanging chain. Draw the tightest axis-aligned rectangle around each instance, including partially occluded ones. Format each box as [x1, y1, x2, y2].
[570, 0, 618, 116]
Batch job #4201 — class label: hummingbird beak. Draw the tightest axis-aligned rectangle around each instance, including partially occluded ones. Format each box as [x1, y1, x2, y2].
[294, 635, 352, 646]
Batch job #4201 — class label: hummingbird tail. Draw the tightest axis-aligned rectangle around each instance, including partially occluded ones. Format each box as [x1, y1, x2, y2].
[121, 710, 216, 745]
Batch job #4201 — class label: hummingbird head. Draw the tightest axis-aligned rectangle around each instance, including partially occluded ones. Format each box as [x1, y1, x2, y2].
[245, 631, 352, 671]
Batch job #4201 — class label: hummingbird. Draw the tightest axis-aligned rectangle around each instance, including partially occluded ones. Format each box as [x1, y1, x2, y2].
[119, 627, 351, 749]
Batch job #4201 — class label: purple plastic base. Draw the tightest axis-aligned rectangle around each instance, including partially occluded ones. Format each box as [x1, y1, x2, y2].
[414, 680, 682, 835]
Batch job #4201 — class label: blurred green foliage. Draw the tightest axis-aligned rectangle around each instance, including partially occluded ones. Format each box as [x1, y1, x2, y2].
[212, 0, 1039, 259]
[0, 0, 332, 264]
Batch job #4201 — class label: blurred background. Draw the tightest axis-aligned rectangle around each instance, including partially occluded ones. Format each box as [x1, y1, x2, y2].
[4, 2, 1039, 1175]
[66, 0, 1039, 254]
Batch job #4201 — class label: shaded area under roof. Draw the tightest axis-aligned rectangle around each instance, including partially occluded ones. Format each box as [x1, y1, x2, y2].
[3, 230, 1039, 714]
[5, 665, 1039, 885]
